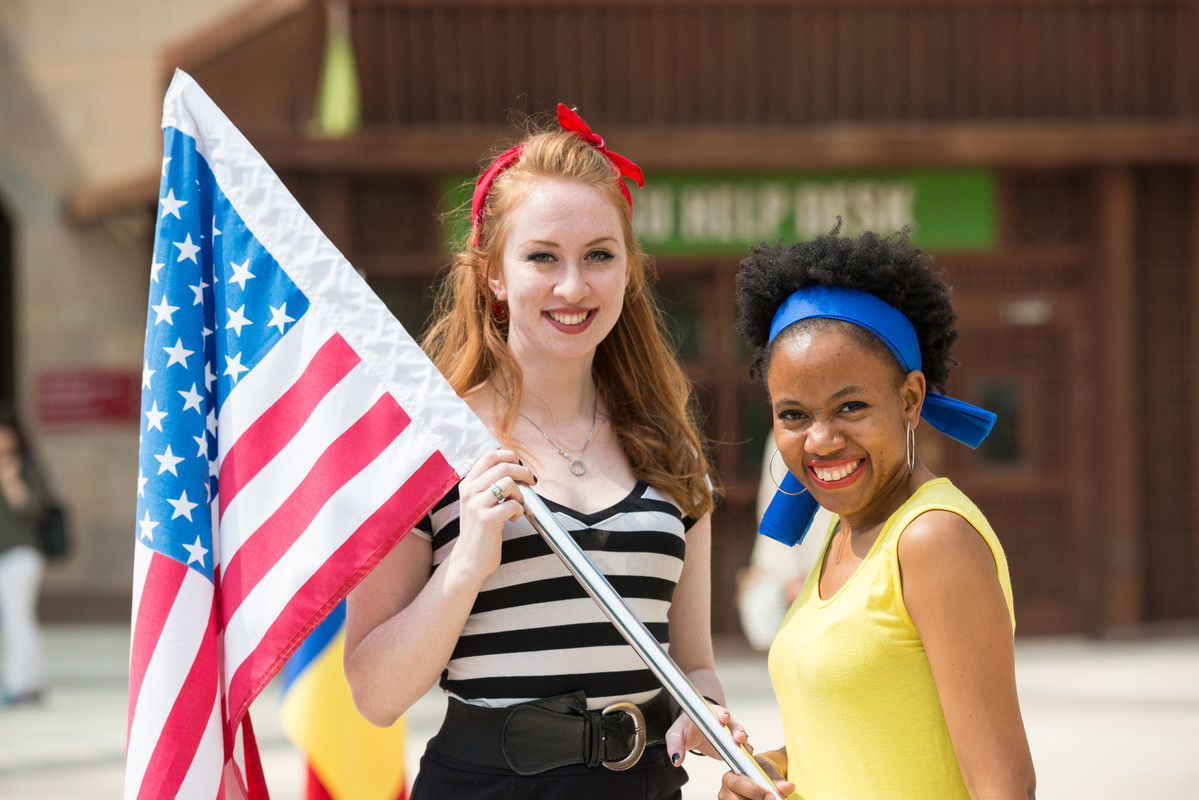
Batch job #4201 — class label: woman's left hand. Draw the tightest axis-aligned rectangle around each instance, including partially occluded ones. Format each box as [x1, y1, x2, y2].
[664, 699, 751, 766]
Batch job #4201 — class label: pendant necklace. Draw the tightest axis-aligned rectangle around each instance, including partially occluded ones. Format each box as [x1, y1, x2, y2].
[519, 403, 598, 477]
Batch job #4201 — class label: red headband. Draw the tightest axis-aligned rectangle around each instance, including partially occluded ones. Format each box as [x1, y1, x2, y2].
[470, 103, 645, 246]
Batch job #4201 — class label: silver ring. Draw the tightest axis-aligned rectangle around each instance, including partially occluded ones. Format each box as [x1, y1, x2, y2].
[489, 483, 505, 504]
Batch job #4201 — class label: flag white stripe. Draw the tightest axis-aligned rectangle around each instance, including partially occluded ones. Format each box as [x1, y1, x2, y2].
[213, 313, 323, 452]
[125, 561, 215, 799]
[221, 419, 449, 673]
[175, 698, 224, 800]
[218, 362, 386, 551]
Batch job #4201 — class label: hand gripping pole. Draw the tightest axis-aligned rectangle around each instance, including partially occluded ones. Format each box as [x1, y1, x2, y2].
[519, 486, 785, 799]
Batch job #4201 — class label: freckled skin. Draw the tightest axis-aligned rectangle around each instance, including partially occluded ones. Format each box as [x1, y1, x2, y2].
[489, 178, 629, 371]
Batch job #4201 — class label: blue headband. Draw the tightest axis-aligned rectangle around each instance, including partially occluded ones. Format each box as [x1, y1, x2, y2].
[759, 285, 997, 547]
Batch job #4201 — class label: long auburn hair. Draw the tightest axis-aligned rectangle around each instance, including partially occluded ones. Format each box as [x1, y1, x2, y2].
[422, 125, 715, 518]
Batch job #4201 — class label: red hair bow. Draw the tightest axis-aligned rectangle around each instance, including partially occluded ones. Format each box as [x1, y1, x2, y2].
[470, 103, 645, 245]
[555, 103, 645, 210]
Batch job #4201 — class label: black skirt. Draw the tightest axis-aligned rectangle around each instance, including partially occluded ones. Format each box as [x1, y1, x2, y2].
[410, 744, 687, 800]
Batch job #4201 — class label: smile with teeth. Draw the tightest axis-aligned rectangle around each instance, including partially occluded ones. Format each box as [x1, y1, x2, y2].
[548, 309, 591, 325]
[810, 459, 863, 483]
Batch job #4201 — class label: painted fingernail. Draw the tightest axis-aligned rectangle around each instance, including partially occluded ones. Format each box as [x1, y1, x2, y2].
[671, 753, 681, 765]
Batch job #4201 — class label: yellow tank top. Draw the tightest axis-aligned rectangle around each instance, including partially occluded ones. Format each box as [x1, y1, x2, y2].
[766, 478, 1014, 800]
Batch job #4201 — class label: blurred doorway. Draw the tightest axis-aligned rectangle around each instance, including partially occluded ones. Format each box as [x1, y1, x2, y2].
[0, 196, 12, 408]
[932, 294, 1096, 633]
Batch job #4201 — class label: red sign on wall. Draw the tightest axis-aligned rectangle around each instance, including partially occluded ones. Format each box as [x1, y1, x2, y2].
[35, 369, 141, 425]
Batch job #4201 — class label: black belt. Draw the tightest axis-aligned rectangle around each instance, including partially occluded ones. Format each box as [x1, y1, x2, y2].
[428, 690, 675, 775]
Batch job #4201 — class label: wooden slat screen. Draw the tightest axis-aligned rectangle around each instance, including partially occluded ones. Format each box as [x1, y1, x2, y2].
[1136, 166, 1198, 621]
[347, 0, 1198, 127]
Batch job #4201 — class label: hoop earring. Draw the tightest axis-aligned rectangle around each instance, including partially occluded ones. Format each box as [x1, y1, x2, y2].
[769, 448, 808, 496]
[906, 420, 916, 474]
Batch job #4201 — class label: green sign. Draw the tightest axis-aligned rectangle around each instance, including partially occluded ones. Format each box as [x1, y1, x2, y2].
[632, 171, 994, 253]
[443, 169, 995, 254]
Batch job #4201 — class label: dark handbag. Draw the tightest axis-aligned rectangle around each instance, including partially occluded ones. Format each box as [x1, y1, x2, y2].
[40, 503, 69, 559]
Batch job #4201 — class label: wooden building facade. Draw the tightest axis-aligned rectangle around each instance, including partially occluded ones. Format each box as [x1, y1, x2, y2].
[124, 0, 1199, 635]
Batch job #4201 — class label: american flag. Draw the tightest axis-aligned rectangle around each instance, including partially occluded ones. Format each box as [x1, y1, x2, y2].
[127, 70, 495, 800]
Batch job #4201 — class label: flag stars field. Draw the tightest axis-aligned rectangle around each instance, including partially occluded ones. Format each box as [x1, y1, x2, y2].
[144, 401, 167, 432]
[229, 258, 254, 289]
[226, 305, 252, 335]
[224, 351, 249, 382]
[159, 187, 187, 219]
[179, 383, 204, 413]
[183, 537, 209, 566]
[137, 510, 157, 542]
[151, 295, 178, 325]
[163, 339, 193, 369]
[174, 232, 201, 263]
[268, 303, 294, 333]
[189, 278, 209, 305]
[168, 491, 199, 522]
[154, 445, 184, 476]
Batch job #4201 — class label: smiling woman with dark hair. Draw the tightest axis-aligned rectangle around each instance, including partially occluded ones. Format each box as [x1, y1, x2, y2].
[720, 228, 1037, 800]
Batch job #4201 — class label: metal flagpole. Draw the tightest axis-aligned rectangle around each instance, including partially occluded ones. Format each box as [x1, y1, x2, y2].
[518, 486, 785, 800]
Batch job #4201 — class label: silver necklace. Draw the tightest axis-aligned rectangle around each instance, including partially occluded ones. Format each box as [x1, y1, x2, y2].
[519, 403, 598, 477]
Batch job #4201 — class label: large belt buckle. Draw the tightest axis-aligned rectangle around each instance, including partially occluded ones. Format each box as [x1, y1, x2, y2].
[600, 701, 646, 771]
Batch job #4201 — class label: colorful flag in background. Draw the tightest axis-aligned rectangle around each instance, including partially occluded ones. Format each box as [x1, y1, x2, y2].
[279, 600, 407, 800]
[127, 69, 495, 800]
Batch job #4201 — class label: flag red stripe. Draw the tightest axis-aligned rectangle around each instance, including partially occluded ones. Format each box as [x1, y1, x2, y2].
[127, 551, 188, 740]
[219, 394, 412, 628]
[225, 450, 458, 720]
[218, 334, 361, 517]
[137, 600, 220, 800]
[239, 714, 270, 800]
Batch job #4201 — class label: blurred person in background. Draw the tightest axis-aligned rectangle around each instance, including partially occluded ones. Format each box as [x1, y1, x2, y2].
[719, 229, 1036, 800]
[736, 429, 828, 651]
[0, 403, 49, 708]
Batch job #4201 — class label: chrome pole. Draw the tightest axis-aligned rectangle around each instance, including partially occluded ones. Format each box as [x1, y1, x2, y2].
[518, 486, 784, 799]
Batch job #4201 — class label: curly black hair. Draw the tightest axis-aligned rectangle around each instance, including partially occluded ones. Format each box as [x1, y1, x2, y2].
[734, 227, 959, 392]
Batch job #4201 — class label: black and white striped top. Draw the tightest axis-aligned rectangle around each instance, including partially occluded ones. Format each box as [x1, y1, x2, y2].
[411, 481, 698, 710]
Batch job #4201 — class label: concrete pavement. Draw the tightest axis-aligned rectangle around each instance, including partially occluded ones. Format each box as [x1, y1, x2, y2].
[1, 623, 1196, 798]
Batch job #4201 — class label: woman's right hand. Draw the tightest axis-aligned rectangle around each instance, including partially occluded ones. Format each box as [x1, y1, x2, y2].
[445, 449, 536, 586]
[718, 754, 795, 800]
